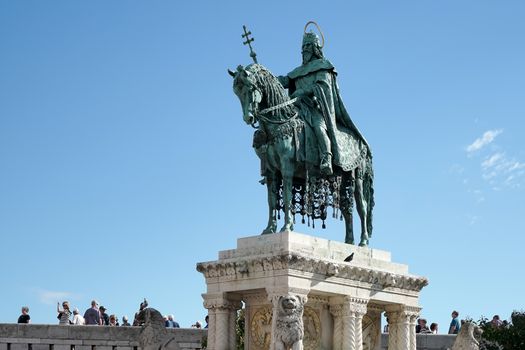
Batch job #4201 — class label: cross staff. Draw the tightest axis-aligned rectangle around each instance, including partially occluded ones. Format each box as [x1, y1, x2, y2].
[242, 25, 258, 64]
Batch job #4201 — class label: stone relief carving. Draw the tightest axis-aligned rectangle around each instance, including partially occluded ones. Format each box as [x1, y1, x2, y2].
[273, 294, 305, 350]
[451, 322, 483, 350]
[362, 314, 378, 350]
[134, 307, 181, 350]
[250, 305, 321, 350]
[302, 306, 321, 350]
[251, 306, 273, 349]
[196, 253, 428, 292]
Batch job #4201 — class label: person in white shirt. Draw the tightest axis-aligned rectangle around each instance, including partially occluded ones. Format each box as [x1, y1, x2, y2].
[72, 308, 85, 325]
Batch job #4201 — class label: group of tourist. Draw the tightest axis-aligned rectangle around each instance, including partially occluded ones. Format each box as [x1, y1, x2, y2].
[16, 300, 188, 328]
[383, 310, 505, 335]
[18, 303, 503, 333]
[446, 311, 505, 335]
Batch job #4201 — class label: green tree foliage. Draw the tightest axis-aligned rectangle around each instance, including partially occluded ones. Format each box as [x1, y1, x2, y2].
[236, 308, 245, 350]
[479, 311, 525, 350]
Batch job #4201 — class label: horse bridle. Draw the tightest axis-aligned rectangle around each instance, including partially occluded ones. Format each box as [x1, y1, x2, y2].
[252, 97, 299, 128]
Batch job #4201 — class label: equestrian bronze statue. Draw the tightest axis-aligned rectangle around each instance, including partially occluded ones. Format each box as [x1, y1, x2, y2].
[229, 23, 375, 246]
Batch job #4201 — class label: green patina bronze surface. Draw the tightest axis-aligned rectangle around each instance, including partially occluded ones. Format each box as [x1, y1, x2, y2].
[229, 24, 375, 247]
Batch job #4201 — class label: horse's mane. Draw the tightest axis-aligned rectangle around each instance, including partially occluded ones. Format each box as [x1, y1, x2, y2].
[246, 64, 296, 120]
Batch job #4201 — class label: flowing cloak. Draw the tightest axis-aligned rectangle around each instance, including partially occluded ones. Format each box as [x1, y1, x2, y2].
[286, 58, 372, 171]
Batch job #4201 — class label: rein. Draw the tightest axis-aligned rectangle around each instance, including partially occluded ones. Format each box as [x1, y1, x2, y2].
[255, 97, 298, 125]
[258, 97, 297, 116]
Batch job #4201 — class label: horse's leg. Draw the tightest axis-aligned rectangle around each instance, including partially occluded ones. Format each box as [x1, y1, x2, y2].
[340, 172, 355, 245]
[279, 173, 294, 232]
[354, 166, 369, 247]
[262, 174, 278, 234]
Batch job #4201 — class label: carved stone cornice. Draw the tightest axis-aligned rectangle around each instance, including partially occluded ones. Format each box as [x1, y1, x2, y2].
[197, 253, 428, 292]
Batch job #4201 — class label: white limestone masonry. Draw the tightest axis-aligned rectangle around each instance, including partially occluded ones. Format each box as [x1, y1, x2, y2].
[197, 231, 428, 350]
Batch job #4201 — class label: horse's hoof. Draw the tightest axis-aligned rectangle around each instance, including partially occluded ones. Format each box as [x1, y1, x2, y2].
[358, 240, 369, 247]
[279, 225, 294, 232]
[261, 227, 276, 235]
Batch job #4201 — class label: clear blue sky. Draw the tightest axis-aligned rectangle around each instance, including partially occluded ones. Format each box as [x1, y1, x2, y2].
[1, 0, 524, 331]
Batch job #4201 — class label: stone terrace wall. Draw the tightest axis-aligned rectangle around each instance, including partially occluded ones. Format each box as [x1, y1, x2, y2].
[0, 324, 206, 350]
[381, 333, 456, 350]
[0, 324, 457, 350]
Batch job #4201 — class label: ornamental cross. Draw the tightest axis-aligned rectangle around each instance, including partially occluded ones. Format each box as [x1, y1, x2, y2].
[242, 25, 258, 64]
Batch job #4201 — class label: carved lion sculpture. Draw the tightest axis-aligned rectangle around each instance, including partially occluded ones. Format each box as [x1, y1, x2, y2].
[135, 307, 181, 350]
[274, 295, 306, 350]
[451, 322, 483, 350]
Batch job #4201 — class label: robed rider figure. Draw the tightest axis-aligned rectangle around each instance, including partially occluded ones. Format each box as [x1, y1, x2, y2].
[278, 28, 371, 176]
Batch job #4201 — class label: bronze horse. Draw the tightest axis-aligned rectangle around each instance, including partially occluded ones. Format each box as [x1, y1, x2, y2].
[230, 63, 374, 246]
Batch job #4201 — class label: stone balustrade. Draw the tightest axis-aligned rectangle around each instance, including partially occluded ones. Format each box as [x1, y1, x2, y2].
[0, 323, 458, 350]
[380, 333, 456, 350]
[0, 324, 206, 350]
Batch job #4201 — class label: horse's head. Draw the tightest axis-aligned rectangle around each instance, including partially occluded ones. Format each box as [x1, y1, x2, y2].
[229, 64, 262, 126]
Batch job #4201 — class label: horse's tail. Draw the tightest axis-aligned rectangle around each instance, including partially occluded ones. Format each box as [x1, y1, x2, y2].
[363, 155, 375, 238]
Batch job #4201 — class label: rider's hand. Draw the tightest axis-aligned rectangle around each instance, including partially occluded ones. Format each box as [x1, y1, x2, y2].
[291, 88, 305, 98]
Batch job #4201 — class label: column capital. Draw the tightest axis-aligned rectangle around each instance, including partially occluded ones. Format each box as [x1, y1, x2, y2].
[330, 296, 369, 317]
[345, 296, 368, 316]
[329, 303, 344, 317]
[202, 292, 242, 311]
[384, 305, 421, 322]
[366, 303, 383, 316]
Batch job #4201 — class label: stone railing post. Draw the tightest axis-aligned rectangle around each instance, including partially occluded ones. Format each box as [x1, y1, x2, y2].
[202, 293, 242, 350]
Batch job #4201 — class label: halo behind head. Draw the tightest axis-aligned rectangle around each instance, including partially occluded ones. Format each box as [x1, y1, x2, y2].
[303, 21, 325, 48]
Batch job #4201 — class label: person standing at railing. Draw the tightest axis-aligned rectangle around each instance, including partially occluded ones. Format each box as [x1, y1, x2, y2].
[72, 308, 85, 325]
[57, 301, 72, 325]
[84, 300, 102, 325]
[17, 306, 31, 324]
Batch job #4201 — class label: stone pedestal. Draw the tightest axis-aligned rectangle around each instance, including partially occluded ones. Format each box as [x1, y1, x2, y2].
[197, 231, 427, 350]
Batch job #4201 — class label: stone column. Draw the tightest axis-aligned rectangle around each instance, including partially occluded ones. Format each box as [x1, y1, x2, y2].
[267, 289, 309, 350]
[354, 301, 367, 350]
[384, 305, 420, 350]
[330, 304, 344, 350]
[408, 308, 420, 350]
[202, 293, 242, 350]
[331, 296, 368, 350]
[384, 308, 399, 350]
[228, 307, 238, 349]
